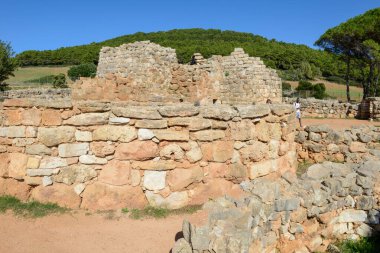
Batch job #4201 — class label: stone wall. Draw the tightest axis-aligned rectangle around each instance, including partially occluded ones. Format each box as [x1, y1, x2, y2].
[73, 41, 282, 105]
[295, 124, 380, 163]
[173, 159, 380, 253]
[284, 98, 358, 119]
[0, 98, 296, 210]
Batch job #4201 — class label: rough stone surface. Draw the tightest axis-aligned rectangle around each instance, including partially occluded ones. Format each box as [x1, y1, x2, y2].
[115, 141, 158, 161]
[58, 143, 89, 157]
[37, 126, 76, 147]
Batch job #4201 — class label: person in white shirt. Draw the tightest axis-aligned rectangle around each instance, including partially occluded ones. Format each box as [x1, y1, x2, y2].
[293, 98, 302, 128]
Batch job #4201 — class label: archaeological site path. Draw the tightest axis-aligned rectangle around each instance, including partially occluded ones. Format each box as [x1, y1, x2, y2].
[0, 211, 206, 253]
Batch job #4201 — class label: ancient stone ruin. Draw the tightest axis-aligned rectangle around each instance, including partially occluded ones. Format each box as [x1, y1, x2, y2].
[73, 41, 282, 105]
[0, 41, 293, 210]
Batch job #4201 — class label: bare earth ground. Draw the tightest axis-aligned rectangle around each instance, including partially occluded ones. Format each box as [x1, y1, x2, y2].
[303, 118, 380, 130]
[0, 211, 207, 253]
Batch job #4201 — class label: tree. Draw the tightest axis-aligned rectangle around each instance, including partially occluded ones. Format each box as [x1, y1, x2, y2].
[316, 8, 380, 100]
[67, 63, 97, 81]
[52, 73, 67, 88]
[0, 40, 18, 91]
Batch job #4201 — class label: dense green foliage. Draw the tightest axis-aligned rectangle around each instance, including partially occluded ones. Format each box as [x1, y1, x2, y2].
[52, 73, 67, 88]
[336, 236, 380, 253]
[0, 40, 18, 91]
[316, 8, 380, 99]
[296, 81, 327, 99]
[0, 195, 67, 218]
[67, 63, 96, 81]
[16, 29, 347, 81]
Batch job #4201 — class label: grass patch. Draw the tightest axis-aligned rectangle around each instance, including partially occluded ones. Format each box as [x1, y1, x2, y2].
[335, 236, 380, 253]
[297, 161, 314, 177]
[129, 205, 202, 220]
[0, 195, 68, 218]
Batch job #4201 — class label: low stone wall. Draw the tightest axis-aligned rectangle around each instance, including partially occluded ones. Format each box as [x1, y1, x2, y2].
[173, 160, 380, 253]
[0, 99, 297, 210]
[296, 124, 380, 163]
[1, 89, 71, 100]
[284, 98, 358, 118]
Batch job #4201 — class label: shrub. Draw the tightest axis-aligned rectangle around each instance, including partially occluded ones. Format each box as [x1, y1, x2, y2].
[296, 81, 327, 99]
[282, 82, 292, 90]
[296, 80, 314, 91]
[52, 73, 67, 88]
[67, 63, 96, 81]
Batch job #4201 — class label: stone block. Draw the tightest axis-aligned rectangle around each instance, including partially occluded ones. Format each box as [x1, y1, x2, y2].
[41, 109, 62, 126]
[8, 153, 28, 179]
[191, 130, 225, 141]
[37, 126, 76, 147]
[143, 171, 166, 191]
[90, 142, 115, 157]
[75, 130, 92, 142]
[79, 155, 108, 165]
[25, 144, 52, 155]
[63, 112, 109, 126]
[58, 143, 89, 157]
[167, 167, 203, 191]
[154, 129, 189, 141]
[31, 184, 81, 209]
[158, 104, 199, 117]
[54, 164, 97, 185]
[93, 125, 137, 142]
[135, 119, 168, 129]
[115, 141, 158, 161]
[137, 128, 155, 140]
[112, 106, 162, 119]
[98, 160, 131, 186]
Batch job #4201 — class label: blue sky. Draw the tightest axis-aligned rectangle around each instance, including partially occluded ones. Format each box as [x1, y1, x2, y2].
[1, 0, 379, 53]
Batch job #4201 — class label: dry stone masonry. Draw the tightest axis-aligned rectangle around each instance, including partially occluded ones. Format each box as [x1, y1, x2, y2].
[296, 124, 380, 163]
[73, 41, 282, 105]
[0, 98, 297, 210]
[174, 159, 380, 253]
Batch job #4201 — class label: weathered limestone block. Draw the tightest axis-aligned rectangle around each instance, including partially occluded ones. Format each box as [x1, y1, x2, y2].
[25, 144, 51, 155]
[349, 142, 367, 153]
[191, 130, 225, 141]
[27, 168, 60, 177]
[25, 126, 37, 138]
[230, 120, 255, 141]
[167, 167, 203, 191]
[90, 142, 115, 157]
[41, 109, 62, 126]
[58, 143, 89, 157]
[270, 104, 293, 116]
[39, 157, 67, 169]
[255, 121, 270, 142]
[338, 209, 367, 223]
[27, 157, 40, 169]
[63, 112, 109, 126]
[160, 144, 185, 161]
[249, 159, 278, 179]
[154, 129, 189, 141]
[132, 160, 180, 171]
[12, 138, 34, 147]
[21, 108, 42, 126]
[189, 118, 212, 131]
[137, 128, 155, 140]
[8, 153, 28, 179]
[81, 182, 147, 210]
[135, 119, 168, 129]
[158, 105, 199, 117]
[145, 191, 189, 209]
[237, 105, 270, 119]
[115, 141, 158, 161]
[24, 176, 42, 186]
[75, 130, 92, 142]
[0, 178, 31, 201]
[79, 155, 108, 165]
[6, 126, 26, 138]
[112, 106, 162, 119]
[201, 141, 234, 162]
[143, 171, 167, 191]
[93, 125, 137, 142]
[31, 184, 81, 209]
[37, 126, 76, 147]
[54, 164, 97, 185]
[186, 141, 203, 163]
[240, 141, 269, 163]
[109, 117, 130, 125]
[168, 118, 192, 127]
[98, 160, 131, 186]
[201, 106, 238, 120]
[0, 153, 10, 177]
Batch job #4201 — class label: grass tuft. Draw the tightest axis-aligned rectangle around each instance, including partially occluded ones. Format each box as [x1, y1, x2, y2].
[128, 205, 202, 220]
[297, 161, 314, 177]
[0, 195, 68, 218]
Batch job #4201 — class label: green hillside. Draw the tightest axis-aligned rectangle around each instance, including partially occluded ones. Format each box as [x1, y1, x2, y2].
[16, 28, 347, 80]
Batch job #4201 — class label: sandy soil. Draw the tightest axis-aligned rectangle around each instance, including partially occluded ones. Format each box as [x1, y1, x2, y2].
[302, 118, 380, 130]
[0, 211, 207, 253]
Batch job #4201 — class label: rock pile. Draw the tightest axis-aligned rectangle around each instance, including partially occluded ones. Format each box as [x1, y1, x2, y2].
[296, 124, 380, 163]
[174, 160, 380, 253]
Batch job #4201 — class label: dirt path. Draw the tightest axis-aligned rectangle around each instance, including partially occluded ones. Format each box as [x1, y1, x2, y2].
[303, 118, 380, 130]
[0, 211, 207, 253]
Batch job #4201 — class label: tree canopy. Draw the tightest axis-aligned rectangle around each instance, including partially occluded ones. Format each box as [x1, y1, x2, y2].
[0, 40, 18, 91]
[316, 8, 380, 99]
